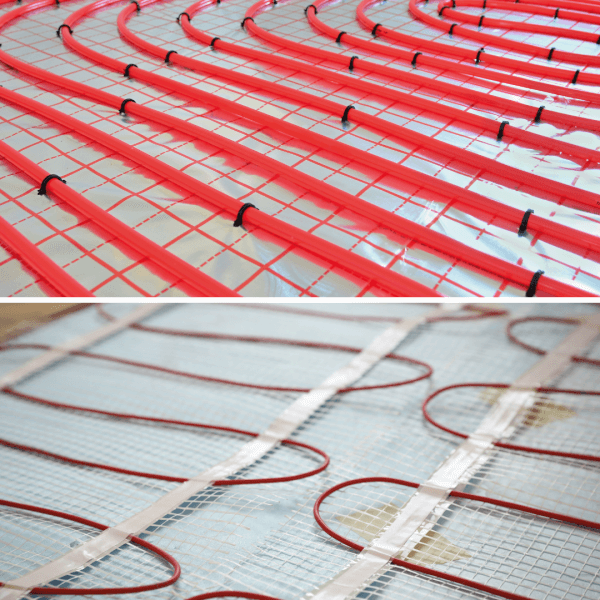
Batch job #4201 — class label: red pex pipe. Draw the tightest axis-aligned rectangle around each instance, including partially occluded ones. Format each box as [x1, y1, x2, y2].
[0, 138, 237, 297]
[0, 6, 436, 297]
[174, 3, 600, 204]
[358, 0, 600, 80]
[51, 2, 600, 280]
[306, 0, 600, 103]
[313, 476, 600, 600]
[0, 499, 181, 595]
[242, 0, 600, 132]
[436, 0, 600, 44]
[0, 192, 92, 296]
[422, 382, 600, 461]
[184, 1, 600, 162]
[409, 0, 600, 70]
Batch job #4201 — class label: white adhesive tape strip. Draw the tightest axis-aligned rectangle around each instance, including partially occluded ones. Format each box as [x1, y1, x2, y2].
[309, 309, 600, 600]
[0, 304, 162, 389]
[0, 304, 453, 599]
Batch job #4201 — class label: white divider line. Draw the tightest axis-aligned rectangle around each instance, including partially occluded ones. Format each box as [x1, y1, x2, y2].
[0, 304, 163, 389]
[308, 310, 600, 600]
[0, 304, 457, 600]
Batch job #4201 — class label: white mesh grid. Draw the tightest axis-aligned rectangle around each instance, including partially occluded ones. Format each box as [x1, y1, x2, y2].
[0, 303, 599, 600]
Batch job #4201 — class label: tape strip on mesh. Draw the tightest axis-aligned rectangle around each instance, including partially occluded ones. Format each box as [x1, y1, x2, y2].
[0, 304, 458, 599]
[308, 311, 600, 600]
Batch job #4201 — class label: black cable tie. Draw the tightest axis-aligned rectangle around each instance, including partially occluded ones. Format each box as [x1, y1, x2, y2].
[526, 270, 544, 297]
[478, 14, 484, 27]
[411, 51, 422, 67]
[341, 104, 355, 124]
[216, 0, 221, 4]
[164, 50, 178, 64]
[371, 23, 382, 36]
[56, 24, 72, 38]
[452, 0, 456, 6]
[273, 0, 277, 4]
[572, 69, 580, 85]
[597, 34, 600, 44]
[518, 208, 534, 236]
[449, 23, 457, 35]
[119, 98, 136, 115]
[554, 7, 559, 19]
[124, 63, 137, 78]
[547, 47, 556, 61]
[439, 5, 448, 16]
[210, 37, 220, 48]
[241, 16, 254, 28]
[177, 12, 191, 23]
[497, 120, 509, 141]
[475, 47, 484, 64]
[336, 31, 346, 43]
[482, 0, 486, 8]
[304, 3, 317, 14]
[55, 0, 59, 6]
[233, 203, 257, 227]
[16, 0, 22, 5]
[534, 105, 544, 123]
[349, 55, 358, 71]
[131, 0, 140, 13]
[38, 174, 66, 196]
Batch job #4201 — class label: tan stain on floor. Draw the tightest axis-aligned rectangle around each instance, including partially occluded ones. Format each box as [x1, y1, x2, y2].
[336, 502, 471, 566]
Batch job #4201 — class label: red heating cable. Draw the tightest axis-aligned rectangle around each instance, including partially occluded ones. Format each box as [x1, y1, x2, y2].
[313, 476, 600, 600]
[305, 0, 600, 102]
[184, 0, 600, 167]
[0, 499, 181, 595]
[507, 315, 600, 365]
[48, 1, 600, 283]
[0, 34, 435, 298]
[0, 138, 237, 297]
[422, 382, 600, 461]
[409, 0, 600, 70]
[120, 2, 600, 213]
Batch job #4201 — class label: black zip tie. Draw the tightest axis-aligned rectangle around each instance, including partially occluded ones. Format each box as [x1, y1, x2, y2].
[336, 31, 346, 43]
[38, 174, 66, 196]
[164, 50, 178, 64]
[210, 37, 220, 48]
[341, 104, 355, 124]
[597, 35, 600, 44]
[56, 24, 72, 38]
[572, 69, 580, 85]
[16, 0, 22, 5]
[273, 0, 277, 4]
[497, 120, 509, 141]
[241, 16, 254, 28]
[55, 0, 59, 6]
[216, 0, 220, 4]
[119, 98, 136, 115]
[554, 7, 559, 18]
[131, 0, 140, 12]
[349, 55, 358, 71]
[534, 105, 544, 123]
[452, 0, 456, 6]
[475, 47, 484, 64]
[438, 6, 448, 16]
[233, 203, 257, 227]
[177, 12, 190, 23]
[449, 23, 457, 35]
[526, 270, 544, 297]
[547, 47, 556, 61]
[412, 51, 422, 67]
[478, 14, 484, 27]
[371, 23, 381, 36]
[482, 0, 486, 8]
[124, 63, 137, 78]
[518, 208, 534, 236]
[304, 4, 317, 14]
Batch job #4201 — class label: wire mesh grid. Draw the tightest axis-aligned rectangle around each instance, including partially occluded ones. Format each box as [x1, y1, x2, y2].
[0, 303, 599, 600]
[1, 0, 600, 295]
